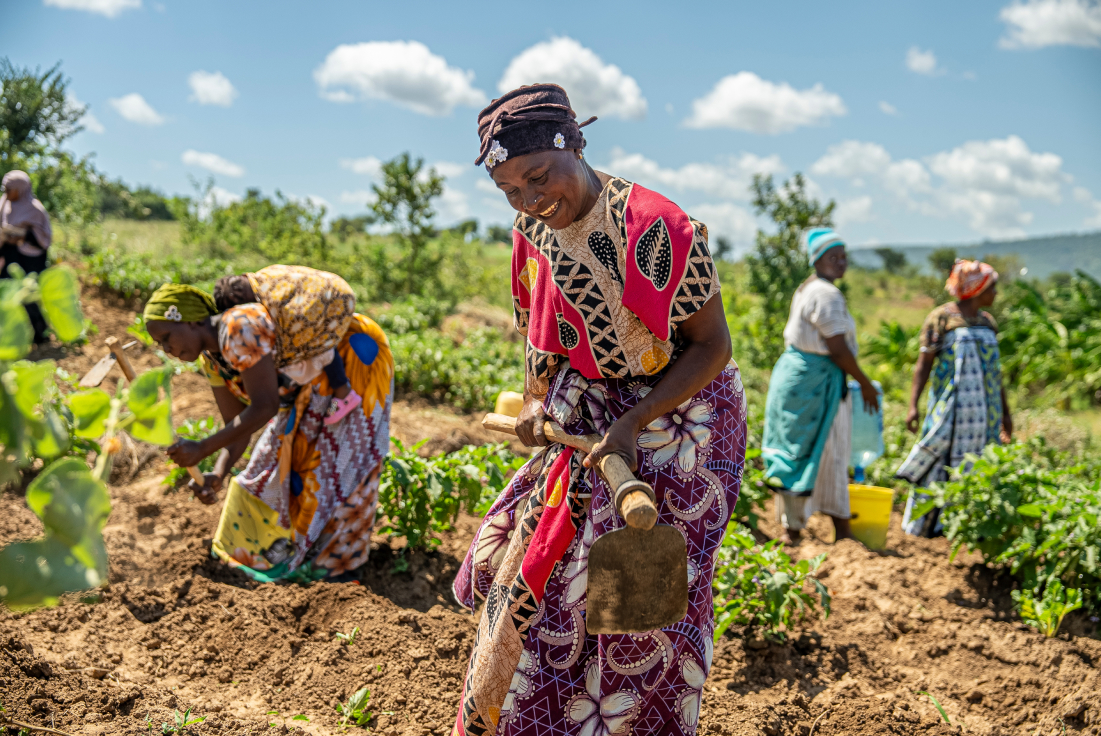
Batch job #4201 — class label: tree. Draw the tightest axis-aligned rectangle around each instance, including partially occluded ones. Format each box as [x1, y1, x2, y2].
[486, 225, 513, 244]
[713, 236, 734, 262]
[874, 247, 908, 274]
[366, 153, 446, 299]
[331, 215, 371, 242]
[928, 247, 958, 278]
[745, 173, 835, 367]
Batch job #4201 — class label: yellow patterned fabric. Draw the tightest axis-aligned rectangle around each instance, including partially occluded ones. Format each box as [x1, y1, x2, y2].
[247, 265, 356, 368]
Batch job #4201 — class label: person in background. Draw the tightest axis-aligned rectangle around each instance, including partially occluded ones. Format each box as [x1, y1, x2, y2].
[142, 268, 393, 582]
[898, 259, 1011, 537]
[0, 170, 53, 344]
[762, 228, 880, 545]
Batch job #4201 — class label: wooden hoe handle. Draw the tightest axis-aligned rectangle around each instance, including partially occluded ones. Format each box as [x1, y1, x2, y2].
[481, 413, 658, 530]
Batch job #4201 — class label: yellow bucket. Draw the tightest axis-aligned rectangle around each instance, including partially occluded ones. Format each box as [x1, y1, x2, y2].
[494, 391, 525, 418]
[847, 484, 894, 550]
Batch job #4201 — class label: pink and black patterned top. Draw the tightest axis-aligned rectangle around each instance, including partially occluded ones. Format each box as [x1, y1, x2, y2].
[511, 177, 720, 397]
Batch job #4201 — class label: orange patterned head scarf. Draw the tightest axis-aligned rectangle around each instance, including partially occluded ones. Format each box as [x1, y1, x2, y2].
[945, 259, 998, 300]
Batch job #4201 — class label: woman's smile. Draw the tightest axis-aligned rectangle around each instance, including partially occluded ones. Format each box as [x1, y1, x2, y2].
[537, 199, 560, 218]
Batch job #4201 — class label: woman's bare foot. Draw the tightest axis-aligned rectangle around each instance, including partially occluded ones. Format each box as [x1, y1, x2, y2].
[333, 383, 351, 400]
[780, 528, 802, 545]
[830, 516, 855, 543]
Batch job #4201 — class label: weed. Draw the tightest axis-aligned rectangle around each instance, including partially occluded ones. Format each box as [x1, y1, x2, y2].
[917, 691, 950, 724]
[162, 707, 205, 734]
[266, 711, 310, 728]
[335, 626, 360, 646]
[1012, 580, 1084, 637]
[335, 687, 372, 729]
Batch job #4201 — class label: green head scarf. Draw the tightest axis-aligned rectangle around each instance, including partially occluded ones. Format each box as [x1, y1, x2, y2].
[143, 284, 217, 324]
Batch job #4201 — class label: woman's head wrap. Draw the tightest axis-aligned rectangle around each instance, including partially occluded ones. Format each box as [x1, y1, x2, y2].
[946, 260, 998, 300]
[1, 170, 52, 250]
[474, 84, 596, 172]
[802, 227, 846, 265]
[143, 284, 217, 324]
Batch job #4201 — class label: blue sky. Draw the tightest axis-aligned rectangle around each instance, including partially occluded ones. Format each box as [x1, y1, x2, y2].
[3, 0, 1100, 253]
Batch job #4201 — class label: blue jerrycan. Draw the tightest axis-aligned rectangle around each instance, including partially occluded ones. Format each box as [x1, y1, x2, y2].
[849, 379, 884, 483]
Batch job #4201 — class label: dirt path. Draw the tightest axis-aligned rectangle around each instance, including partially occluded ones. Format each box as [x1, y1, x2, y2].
[2, 291, 1099, 736]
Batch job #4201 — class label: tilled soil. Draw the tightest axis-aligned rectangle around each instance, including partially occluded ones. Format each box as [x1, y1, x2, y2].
[2, 291, 1099, 736]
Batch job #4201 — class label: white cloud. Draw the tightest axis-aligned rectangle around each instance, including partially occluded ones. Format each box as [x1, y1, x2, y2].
[475, 179, 501, 195]
[339, 190, 375, 205]
[181, 150, 245, 178]
[604, 147, 783, 200]
[314, 41, 485, 116]
[497, 37, 647, 120]
[339, 156, 382, 176]
[906, 46, 942, 75]
[432, 161, 469, 180]
[196, 186, 241, 219]
[812, 136, 1068, 238]
[1073, 187, 1101, 227]
[108, 93, 164, 126]
[688, 202, 758, 252]
[999, 0, 1101, 48]
[437, 186, 470, 223]
[835, 196, 874, 227]
[188, 71, 238, 107]
[43, 0, 140, 17]
[878, 101, 899, 116]
[685, 72, 846, 134]
[66, 92, 105, 133]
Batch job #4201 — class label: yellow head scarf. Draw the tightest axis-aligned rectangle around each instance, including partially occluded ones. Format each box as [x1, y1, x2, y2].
[143, 284, 217, 323]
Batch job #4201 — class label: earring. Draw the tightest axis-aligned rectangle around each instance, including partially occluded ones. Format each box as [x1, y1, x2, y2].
[578, 152, 584, 160]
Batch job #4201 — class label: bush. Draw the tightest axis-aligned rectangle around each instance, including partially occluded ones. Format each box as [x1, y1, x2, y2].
[81, 246, 235, 299]
[712, 524, 831, 642]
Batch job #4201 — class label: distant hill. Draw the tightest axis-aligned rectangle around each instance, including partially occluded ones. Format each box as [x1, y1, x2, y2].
[849, 231, 1101, 280]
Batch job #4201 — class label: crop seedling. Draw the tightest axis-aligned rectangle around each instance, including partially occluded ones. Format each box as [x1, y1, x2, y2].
[712, 524, 831, 643]
[1012, 581, 1084, 637]
[162, 707, 205, 734]
[335, 687, 372, 729]
[335, 626, 360, 646]
[917, 691, 950, 724]
[267, 711, 310, 728]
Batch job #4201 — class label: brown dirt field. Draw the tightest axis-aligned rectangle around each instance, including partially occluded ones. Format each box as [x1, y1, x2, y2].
[2, 291, 1099, 736]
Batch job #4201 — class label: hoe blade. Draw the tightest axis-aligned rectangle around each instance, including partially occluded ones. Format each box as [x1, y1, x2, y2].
[586, 524, 688, 635]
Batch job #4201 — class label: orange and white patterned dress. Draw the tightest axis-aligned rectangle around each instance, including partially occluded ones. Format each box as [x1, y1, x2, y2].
[206, 297, 393, 582]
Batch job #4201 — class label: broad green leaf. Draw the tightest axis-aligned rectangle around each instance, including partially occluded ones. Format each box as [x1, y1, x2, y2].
[36, 266, 85, 343]
[0, 535, 107, 610]
[0, 281, 32, 360]
[1016, 503, 1044, 518]
[68, 389, 112, 439]
[127, 366, 171, 412]
[26, 457, 112, 568]
[8, 360, 55, 417]
[27, 408, 69, 459]
[0, 378, 26, 472]
[128, 397, 173, 445]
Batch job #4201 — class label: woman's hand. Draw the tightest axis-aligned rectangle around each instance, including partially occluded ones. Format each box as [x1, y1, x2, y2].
[516, 394, 548, 447]
[189, 472, 223, 505]
[906, 405, 921, 434]
[858, 378, 880, 414]
[167, 438, 209, 468]
[584, 412, 642, 473]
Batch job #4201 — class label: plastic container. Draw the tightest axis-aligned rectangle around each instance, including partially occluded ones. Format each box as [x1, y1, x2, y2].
[847, 484, 894, 550]
[849, 379, 884, 483]
[494, 391, 525, 418]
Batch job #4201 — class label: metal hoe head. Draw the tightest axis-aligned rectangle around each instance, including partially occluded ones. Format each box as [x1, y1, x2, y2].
[586, 524, 688, 635]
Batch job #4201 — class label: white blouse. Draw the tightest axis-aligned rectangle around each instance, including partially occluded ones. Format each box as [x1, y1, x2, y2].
[782, 276, 858, 356]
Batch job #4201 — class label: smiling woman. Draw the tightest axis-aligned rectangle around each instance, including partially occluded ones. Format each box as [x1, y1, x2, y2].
[142, 266, 393, 582]
[453, 84, 746, 736]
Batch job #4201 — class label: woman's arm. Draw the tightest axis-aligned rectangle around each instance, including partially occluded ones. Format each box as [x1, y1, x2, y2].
[185, 385, 251, 503]
[823, 334, 880, 414]
[167, 355, 281, 469]
[516, 372, 549, 447]
[586, 296, 732, 472]
[906, 351, 936, 433]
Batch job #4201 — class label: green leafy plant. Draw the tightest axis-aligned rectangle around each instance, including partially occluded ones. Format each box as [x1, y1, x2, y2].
[1012, 580, 1083, 637]
[162, 416, 219, 487]
[266, 710, 310, 728]
[712, 524, 831, 642]
[379, 439, 524, 550]
[161, 707, 205, 734]
[917, 691, 951, 724]
[335, 687, 372, 729]
[335, 626, 360, 646]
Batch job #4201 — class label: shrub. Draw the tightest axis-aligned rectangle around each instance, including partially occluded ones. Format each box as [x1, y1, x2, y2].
[82, 246, 234, 299]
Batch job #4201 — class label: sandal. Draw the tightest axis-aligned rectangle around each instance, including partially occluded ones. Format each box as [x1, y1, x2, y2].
[324, 390, 362, 425]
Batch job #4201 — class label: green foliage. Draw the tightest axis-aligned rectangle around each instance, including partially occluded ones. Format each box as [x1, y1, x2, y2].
[913, 439, 1101, 610]
[860, 320, 921, 401]
[917, 691, 951, 724]
[335, 687, 372, 729]
[928, 248, 958, 278]
[163, 417, 219, 487]
[95, 177, 177, 221]
[0, 458, 110, 609]
[874, 247, 908, 274]
[335, 626, 360, 645]
[734, 449, 776, 529]
[390, 327, 524, 411]
[36, 266, 84, 342]
[366, 153, 445, 300]
[331, 214, 370, 242]
[83, 246, 234, 299]
[996, 271, 1101, 409]
[161, 707, 205, 734]
[742, 173, 834, 369]
[1012, 580, 1083, 637]
[712, 524, 831, 642]
[373, 296, 452, 335]
[379, 439, 524, 550]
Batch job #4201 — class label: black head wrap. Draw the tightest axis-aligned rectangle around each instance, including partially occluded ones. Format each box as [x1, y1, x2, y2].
[474, 83, 596, 172]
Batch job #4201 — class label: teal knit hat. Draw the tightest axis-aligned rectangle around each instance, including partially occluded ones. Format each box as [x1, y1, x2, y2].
[802, 227, 845, 264]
